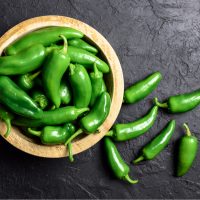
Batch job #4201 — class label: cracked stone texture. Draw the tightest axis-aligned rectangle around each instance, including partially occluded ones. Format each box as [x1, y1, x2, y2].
[0, 0, 200, 198]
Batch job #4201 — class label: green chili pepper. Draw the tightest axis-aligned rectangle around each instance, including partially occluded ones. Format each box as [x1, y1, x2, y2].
[104, 137, 138, 184]
[13, 106, 89, 127]
[60, 80, 72, 105]
[154, 88, 200, 113]
[68, 46, 109, 73]
[133, 120, 176, 164]
[17, 70, 41, 91]
[176, 123, 198, 177]
[68, 38, 98, 54]
[0, 44, 46, 75]
[124, 72, 162, 104]
[0, 106, 14, 138]
[5, 27, 84, 55]
[31, 89, 49, 110]
[43, 35, 70, 108]
[90, 63, 107, 107]
[65, 92, 111, 146]
[0, 76, 42, 119]
[69, 63, 92, 108]
[106, 106, 158, 142]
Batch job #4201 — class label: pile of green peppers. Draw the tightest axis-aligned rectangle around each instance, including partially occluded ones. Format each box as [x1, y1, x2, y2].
[0, 26, 111, 162]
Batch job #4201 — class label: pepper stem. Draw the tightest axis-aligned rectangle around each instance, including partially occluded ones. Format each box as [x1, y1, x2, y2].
[28, 128, 42, 137]
[4, 119, 11, 138]
[106, 130, 114, 137]
[29, 71, 41, 81]
[183, 123, 192, 136]
[67, 142, 74, 162]
[65, 129, 83, 146]
[59, 35, 68, 54]
[154, 97, 168, 108]
[69, 64, 76, 75]
[93, 63, 102, 78]
[124, 174, 138, 184]
[76, 107, 90, 116]
[133, 155, 144, 164]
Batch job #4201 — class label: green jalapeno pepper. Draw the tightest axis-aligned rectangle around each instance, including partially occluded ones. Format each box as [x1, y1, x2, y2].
[17, 71, 41, 91]
[0, 106, 14, 138]
[133, 120, 176, 164]
[68, 38, 98, 54]
[176, 123, 198, 177]
[0, 76, 42, 119]
[106, 106, 158, 142]
[13, 106, 89, 127]
[43, 35, 70, 108]
[90, 63, 107, 107]
[60, 80, 72, 105]
[68, 46, 109, 73]
[154, 88, 200, 113]
[104, 137, 138, 184]
[5, 26, 84, 55]
[0, 44, 46, 75]
[124, 72, 162, 104]
[69, 63, 92, 108]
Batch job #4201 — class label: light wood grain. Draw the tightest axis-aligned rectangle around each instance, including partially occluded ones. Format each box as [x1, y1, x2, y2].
[0, 16, 124, 158]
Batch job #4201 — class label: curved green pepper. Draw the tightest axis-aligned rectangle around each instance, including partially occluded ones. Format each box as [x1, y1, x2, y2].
[0, 44, 46, 75]
[13, 106, 89, 127]
[154, 88, 200, 113]
[5, 26, 84, 55]
[106, 106, 158, 141]
[17, 71, 41, 91]
[69, 64, 92, 108]
[124, 72, 162, 104]
[0, 76, 42, 119]
[133, 120, 176, 164]
[90, 63, 107, 107]
[104, 137, 138, 184]
[60, 80, 72, 105]
[68, 38, 98, 54]
[43, 35, 70, 108]
[177, 123, 198, 177]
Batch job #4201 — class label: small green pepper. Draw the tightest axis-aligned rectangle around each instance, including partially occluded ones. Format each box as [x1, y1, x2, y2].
[89, 63, 107, 107]
[68, 38, 98, 54]
[104, 137, 138, 184]
[17, 71, 41, 91]
[154, 88, 200, 113]
[60, 80, 72, 105]
[106, 106, 158, 141]
[5, 26, 84, 55]
[0, 106, 14, 138]
[133, 120, 176, 164]
[69, 64, 92, 108]
[176, 123, 198, 177]
[0, 76, 42, 119]
[43, 35, 70, 108]
[0, 44, 46, 75]
[124, 72, 162, 104]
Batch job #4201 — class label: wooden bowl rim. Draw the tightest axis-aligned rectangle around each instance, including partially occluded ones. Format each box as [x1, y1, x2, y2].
[0, 15, 124, 158]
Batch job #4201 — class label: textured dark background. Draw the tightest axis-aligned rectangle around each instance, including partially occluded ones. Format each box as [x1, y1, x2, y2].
[1, 0, 200, 199]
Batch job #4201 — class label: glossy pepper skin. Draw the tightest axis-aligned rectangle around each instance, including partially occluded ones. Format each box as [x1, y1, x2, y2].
[17, 71, 41, 91]
[69, 64, 92, 108]
[133, 120, 176, 164]
[68, 38, 98, 54]
[154, 88, 200, 113]
[0, 106, 14, 138]
[177, 123, 198, 177]
[28, 123, 75, 145]
[5, 26, 84, 55]
[124, 72, 162, 104]
[104, 137, 138, 184]
[106, 106, 158, 142]
[0, 44, 46, 75]
[89, 63, 107, 106]
[60, 80, 72, 105]
[68, 46, 109, 73]
[13, 106, 89, 127]
[43, 35, 70, 108]
[0, 76, 42, 119]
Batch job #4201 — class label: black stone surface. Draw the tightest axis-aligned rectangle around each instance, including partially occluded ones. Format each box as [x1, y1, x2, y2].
[1, 0, 200, 198]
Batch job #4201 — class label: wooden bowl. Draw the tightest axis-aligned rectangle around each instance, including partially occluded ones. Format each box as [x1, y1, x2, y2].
[0, 16, 124, 158]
